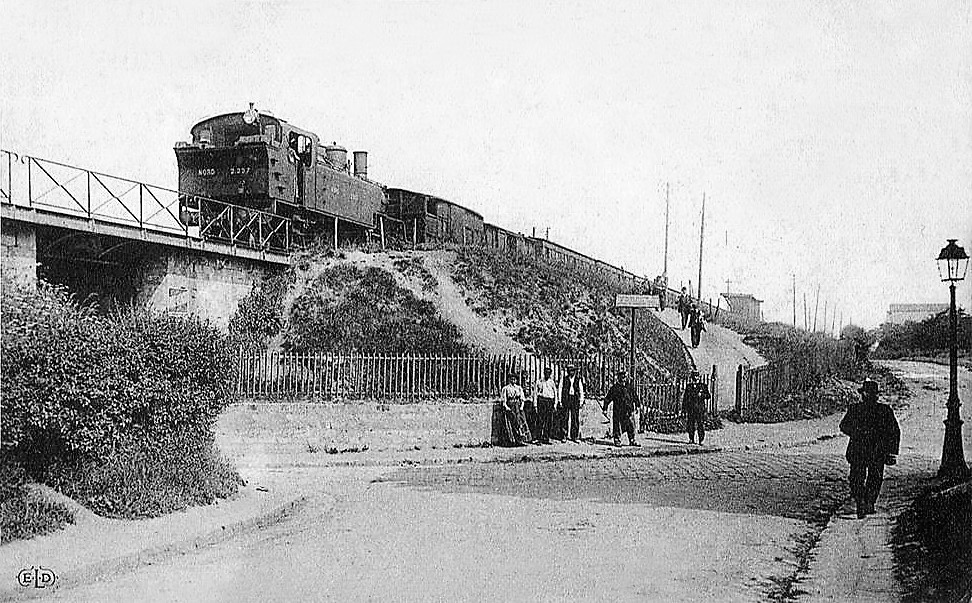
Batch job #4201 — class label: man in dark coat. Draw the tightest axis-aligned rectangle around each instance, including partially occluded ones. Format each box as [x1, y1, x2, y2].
[603, 370, 639, 447]
[839, 379, 900, 518]
[558, 365, 585, 442]
[682, 370, 710, 445]
[689, 305, 706, 348]
[677, 287, 691, 329]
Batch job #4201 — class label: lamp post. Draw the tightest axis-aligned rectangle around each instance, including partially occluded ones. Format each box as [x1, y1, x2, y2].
[936, 239, 970, 480]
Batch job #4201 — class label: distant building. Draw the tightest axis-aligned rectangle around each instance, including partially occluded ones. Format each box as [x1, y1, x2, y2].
[724, 293, 763, 321]
[886, 303, 949, 325]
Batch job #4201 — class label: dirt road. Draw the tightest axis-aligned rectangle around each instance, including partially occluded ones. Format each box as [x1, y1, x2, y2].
[41, 360, 970, 602]
[46, 455, 846, 602]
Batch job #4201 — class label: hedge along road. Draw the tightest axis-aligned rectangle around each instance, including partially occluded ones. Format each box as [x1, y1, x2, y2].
[46, 446, 852, 602]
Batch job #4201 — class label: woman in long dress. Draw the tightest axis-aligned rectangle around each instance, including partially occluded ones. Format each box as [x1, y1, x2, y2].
[498, 373, 533, 446]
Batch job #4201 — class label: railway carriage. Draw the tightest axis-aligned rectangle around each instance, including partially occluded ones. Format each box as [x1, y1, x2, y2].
[385, 188, 484, 246]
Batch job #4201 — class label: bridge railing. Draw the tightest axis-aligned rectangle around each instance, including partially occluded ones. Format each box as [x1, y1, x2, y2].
[0, 149, 291, 253]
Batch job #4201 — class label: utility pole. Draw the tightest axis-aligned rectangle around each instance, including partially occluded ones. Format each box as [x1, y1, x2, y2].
[725, 278, 731, 295]
[697, 192, 706, 302]
[663, 182, 670, 281]
[803, 292, 809, 331]
[812, 284, 821, 332]
[792, 274, 797, 328]
[823, 300, 828, 336]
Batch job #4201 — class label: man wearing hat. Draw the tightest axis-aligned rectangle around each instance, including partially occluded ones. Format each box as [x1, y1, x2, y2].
[558, 365, 585, 442]
[677, 287, 691, 330]
[603, 370, 640, 447]
[681, 370, 711, 445]
[839, 379, 901, 518]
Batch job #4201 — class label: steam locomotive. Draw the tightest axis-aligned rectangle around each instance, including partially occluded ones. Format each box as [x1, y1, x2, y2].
[175, 104, 385, 246]
[175, 105, 650, 289]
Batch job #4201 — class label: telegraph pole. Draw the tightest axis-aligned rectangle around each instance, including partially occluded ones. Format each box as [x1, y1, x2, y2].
[823, 300, 828, 336]
[803, 292, 809, 331]
[812, 284, 821, 332]
[663, 182, 670, 281]
[792, 274, 797, 327]
[697, 192, 706, 302]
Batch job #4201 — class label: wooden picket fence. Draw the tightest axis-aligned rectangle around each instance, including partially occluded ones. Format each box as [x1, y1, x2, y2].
[734, 345, 854, 417]
[237, 352, 621, 400]
[236, 351, 717, 417]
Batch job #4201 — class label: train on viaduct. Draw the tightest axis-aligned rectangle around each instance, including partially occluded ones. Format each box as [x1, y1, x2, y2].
[3, 104, 758, 329]
[176, 104, 655, 291]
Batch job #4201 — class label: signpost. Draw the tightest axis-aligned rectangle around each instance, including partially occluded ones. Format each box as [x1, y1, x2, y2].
[615, 294, 659, 382]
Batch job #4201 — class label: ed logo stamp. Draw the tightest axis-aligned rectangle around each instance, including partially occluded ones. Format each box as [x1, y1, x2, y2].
[17, 566, 57, 589]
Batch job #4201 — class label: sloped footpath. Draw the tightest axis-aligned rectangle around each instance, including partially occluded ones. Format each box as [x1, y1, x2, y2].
[654, 306, 766, 409]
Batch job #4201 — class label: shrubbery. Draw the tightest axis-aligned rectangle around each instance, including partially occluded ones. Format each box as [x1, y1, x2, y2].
[740, 321, 861, 383]
[873, 309, 971, 360]
[228, 269, 292, 351]
[1, 457, 74, 543]
[286, 265, 469, 354]
[1, 282, 240, 531]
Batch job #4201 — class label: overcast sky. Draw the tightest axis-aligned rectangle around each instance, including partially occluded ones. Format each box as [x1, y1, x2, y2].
[2, 0, 970, 327]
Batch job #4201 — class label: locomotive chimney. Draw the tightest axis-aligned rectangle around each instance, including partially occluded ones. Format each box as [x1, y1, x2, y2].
[353, 151, 368, 179]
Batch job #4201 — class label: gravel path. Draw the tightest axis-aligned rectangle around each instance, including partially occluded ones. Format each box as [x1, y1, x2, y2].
[655, 307, 766, 409]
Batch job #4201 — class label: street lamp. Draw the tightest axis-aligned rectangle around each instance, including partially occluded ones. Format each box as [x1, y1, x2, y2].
[936, 239, 970, 480]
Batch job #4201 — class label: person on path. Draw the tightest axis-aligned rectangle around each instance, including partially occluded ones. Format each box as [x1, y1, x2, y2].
[534, 367, 558, 445]
[603, 370, 639, 447]
[654, 276, 667, 311]
[682, 370, 710, 445]
[558, 365, 585, 442]
[522, 376, 540, 443]
[499, 373, 533, 446]
[677, 287, 691, 329]
[689, 305, 707, 348]
[839, 379, 901, 518]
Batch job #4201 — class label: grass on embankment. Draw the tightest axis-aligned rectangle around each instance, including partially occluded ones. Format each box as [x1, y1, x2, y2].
[1, 460, 74, 544]
[451, 245, 689, 379]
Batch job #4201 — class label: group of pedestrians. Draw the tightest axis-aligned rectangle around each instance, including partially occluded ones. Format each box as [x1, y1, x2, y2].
[499, 365, 586, 446]
[498, 366, 713, 449]
[676, 287, 707, 348]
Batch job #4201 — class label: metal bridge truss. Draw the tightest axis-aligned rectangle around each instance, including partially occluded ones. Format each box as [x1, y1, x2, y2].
[1, 149, 291, 254]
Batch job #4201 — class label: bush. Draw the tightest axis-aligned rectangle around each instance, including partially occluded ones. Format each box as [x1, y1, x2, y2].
[1, 281, 239, 522]
[741, 321, 861, 384]
[873, 309, 971, 360]
[46, 432, 240, 519]
[284, 265, 470, 355]
[228, 269, 293, 351]
[893, 480, 972, 601]
[1, 458, 74, 543]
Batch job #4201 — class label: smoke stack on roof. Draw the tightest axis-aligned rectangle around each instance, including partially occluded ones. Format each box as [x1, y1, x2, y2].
[353, 151, 368, 179]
